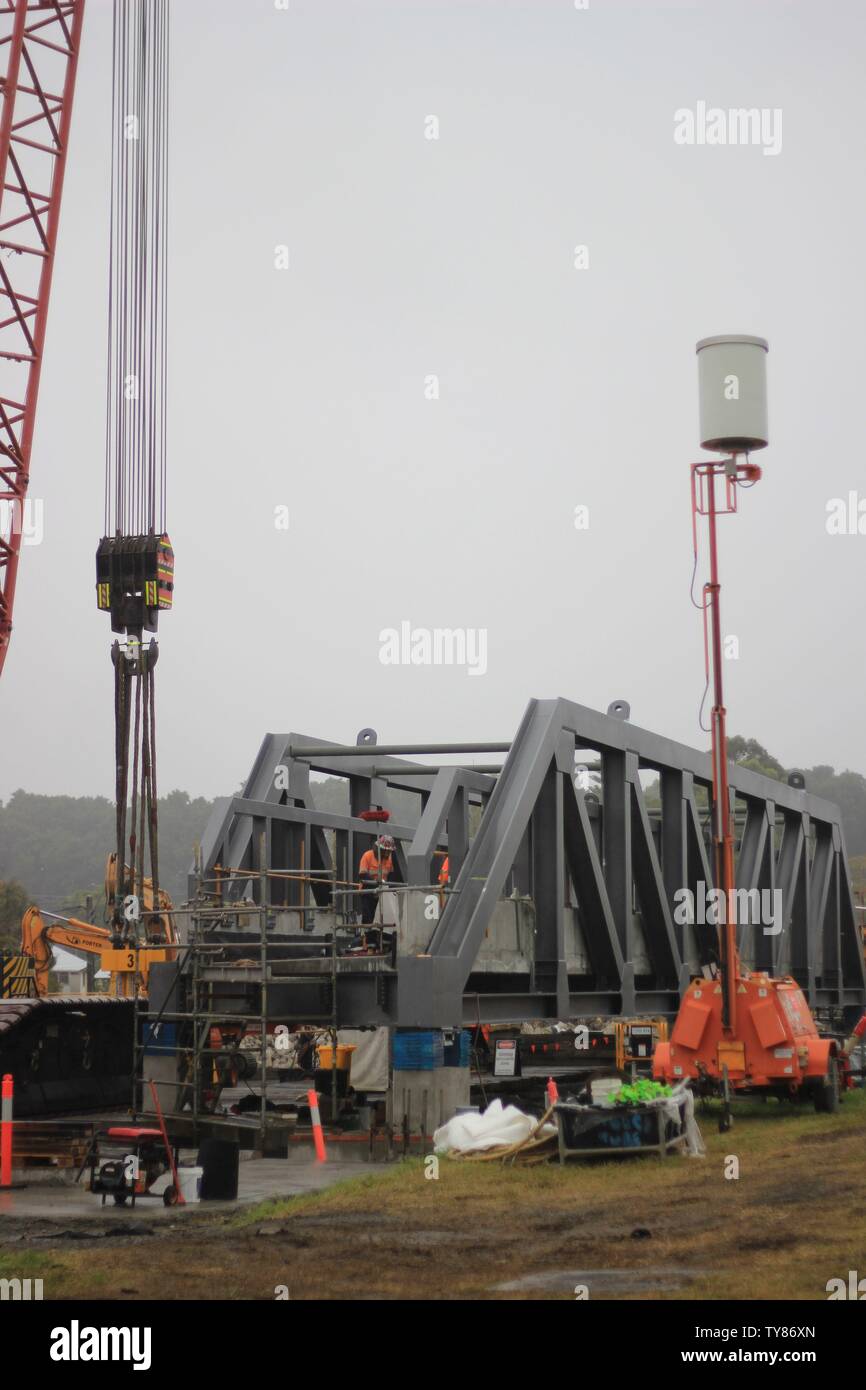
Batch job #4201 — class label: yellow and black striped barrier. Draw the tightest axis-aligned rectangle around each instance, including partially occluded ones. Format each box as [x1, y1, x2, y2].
[0, 953, 36, 999]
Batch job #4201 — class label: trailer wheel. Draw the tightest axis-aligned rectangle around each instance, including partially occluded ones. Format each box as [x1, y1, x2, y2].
[814, 1062, 840, 1114]
[162, 1184, 178, 1207]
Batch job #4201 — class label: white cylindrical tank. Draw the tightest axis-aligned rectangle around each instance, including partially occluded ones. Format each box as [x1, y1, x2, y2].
[696, 334, 768, 452]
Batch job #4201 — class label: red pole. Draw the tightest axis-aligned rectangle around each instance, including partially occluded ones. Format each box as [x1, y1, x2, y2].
[307, 1088, 327, 1162]
[702, 464, 742, 1034]
[147, 1077, 185, 1205]
[1, 1073, 13, 1187]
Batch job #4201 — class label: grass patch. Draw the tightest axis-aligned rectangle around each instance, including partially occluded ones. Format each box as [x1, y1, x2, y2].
[236, 1167, 407, 1228]
[224, 1088, 866, 1298]
[0, 1247, 81, 1299]
[236, 1088, 866, 1229]
[0, 1248, 56, 1276]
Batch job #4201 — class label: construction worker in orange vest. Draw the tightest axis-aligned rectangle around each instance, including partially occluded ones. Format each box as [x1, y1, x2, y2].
[358, 835, 395, 927]
[438, 853, 449, 912]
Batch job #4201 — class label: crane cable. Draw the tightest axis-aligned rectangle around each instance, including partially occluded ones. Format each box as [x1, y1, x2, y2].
[104, 0, 169, 539]
[104, 0, 170, 935]
[111, 635, 161, 936]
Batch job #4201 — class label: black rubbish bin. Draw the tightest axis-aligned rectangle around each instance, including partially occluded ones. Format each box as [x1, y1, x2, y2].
[196, 1138, 240, 1200]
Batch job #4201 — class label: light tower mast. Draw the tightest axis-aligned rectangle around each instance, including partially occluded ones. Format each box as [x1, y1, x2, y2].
[692, 334, 768, 1033]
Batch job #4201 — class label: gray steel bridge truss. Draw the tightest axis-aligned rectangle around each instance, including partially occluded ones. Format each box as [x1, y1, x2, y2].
[192, 698, 866, 1029]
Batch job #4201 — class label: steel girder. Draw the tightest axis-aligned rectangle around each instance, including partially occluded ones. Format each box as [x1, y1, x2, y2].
[192, 701, 866, 1028]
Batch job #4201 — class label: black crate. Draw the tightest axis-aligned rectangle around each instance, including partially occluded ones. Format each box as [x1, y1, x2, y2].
[554, 1097, 687, 1158]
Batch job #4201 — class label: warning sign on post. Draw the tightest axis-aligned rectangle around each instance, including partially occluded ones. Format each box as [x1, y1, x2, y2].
[493, 1038, 520, 1077]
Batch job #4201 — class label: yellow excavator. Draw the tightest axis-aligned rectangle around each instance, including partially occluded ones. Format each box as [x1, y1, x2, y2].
[6, 855, 177, 1001]
[0, 858, 179, 1117]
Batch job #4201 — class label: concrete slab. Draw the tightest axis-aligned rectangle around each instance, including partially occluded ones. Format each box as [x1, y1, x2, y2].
[0, 1154, 373, 1225]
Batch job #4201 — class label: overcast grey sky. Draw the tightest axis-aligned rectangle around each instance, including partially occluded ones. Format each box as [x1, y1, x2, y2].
[2, 0, 865, 802]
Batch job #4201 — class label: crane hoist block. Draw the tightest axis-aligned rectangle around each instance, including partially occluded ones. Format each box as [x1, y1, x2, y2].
[96, 534, 174, 634]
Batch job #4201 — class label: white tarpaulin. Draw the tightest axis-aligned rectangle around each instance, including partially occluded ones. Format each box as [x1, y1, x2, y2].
[657, 1083, 706, 1157]
[433, 1098, 555, 1154]
[337, 1027, 389, 1092]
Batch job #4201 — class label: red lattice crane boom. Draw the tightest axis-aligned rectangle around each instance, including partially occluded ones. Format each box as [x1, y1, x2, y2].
[0, 0, 85, 677]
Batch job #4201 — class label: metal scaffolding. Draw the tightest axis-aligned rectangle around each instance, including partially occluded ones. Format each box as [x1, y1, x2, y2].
[138, 897, 348, 1145]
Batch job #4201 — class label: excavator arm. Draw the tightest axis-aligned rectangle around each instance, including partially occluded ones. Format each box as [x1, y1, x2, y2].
[20, 855, 178, 999]
[20, 907, 114, 996]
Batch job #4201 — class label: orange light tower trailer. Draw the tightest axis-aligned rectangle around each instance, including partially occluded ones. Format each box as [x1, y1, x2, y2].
[653, 338, 843, 1128]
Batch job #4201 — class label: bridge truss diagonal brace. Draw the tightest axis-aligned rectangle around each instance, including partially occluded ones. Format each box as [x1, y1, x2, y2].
[629, 774, 683, 991]
[426, 699, 566, 965]
[406, 765, 490, 888]
[562, 772, 624, 987]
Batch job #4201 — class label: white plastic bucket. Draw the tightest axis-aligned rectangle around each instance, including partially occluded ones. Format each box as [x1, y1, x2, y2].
[176, 1166, 202, 1203]
[590, 1077, 622, 1106]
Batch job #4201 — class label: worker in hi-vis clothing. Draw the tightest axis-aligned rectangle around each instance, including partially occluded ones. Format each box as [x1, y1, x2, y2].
[438, 853, 450, 913]
[358, 835, 395, 927]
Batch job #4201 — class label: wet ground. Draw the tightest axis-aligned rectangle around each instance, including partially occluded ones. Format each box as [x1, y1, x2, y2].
[0, 1154, 369, 1222]
[1, 1092, 864, 1300]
